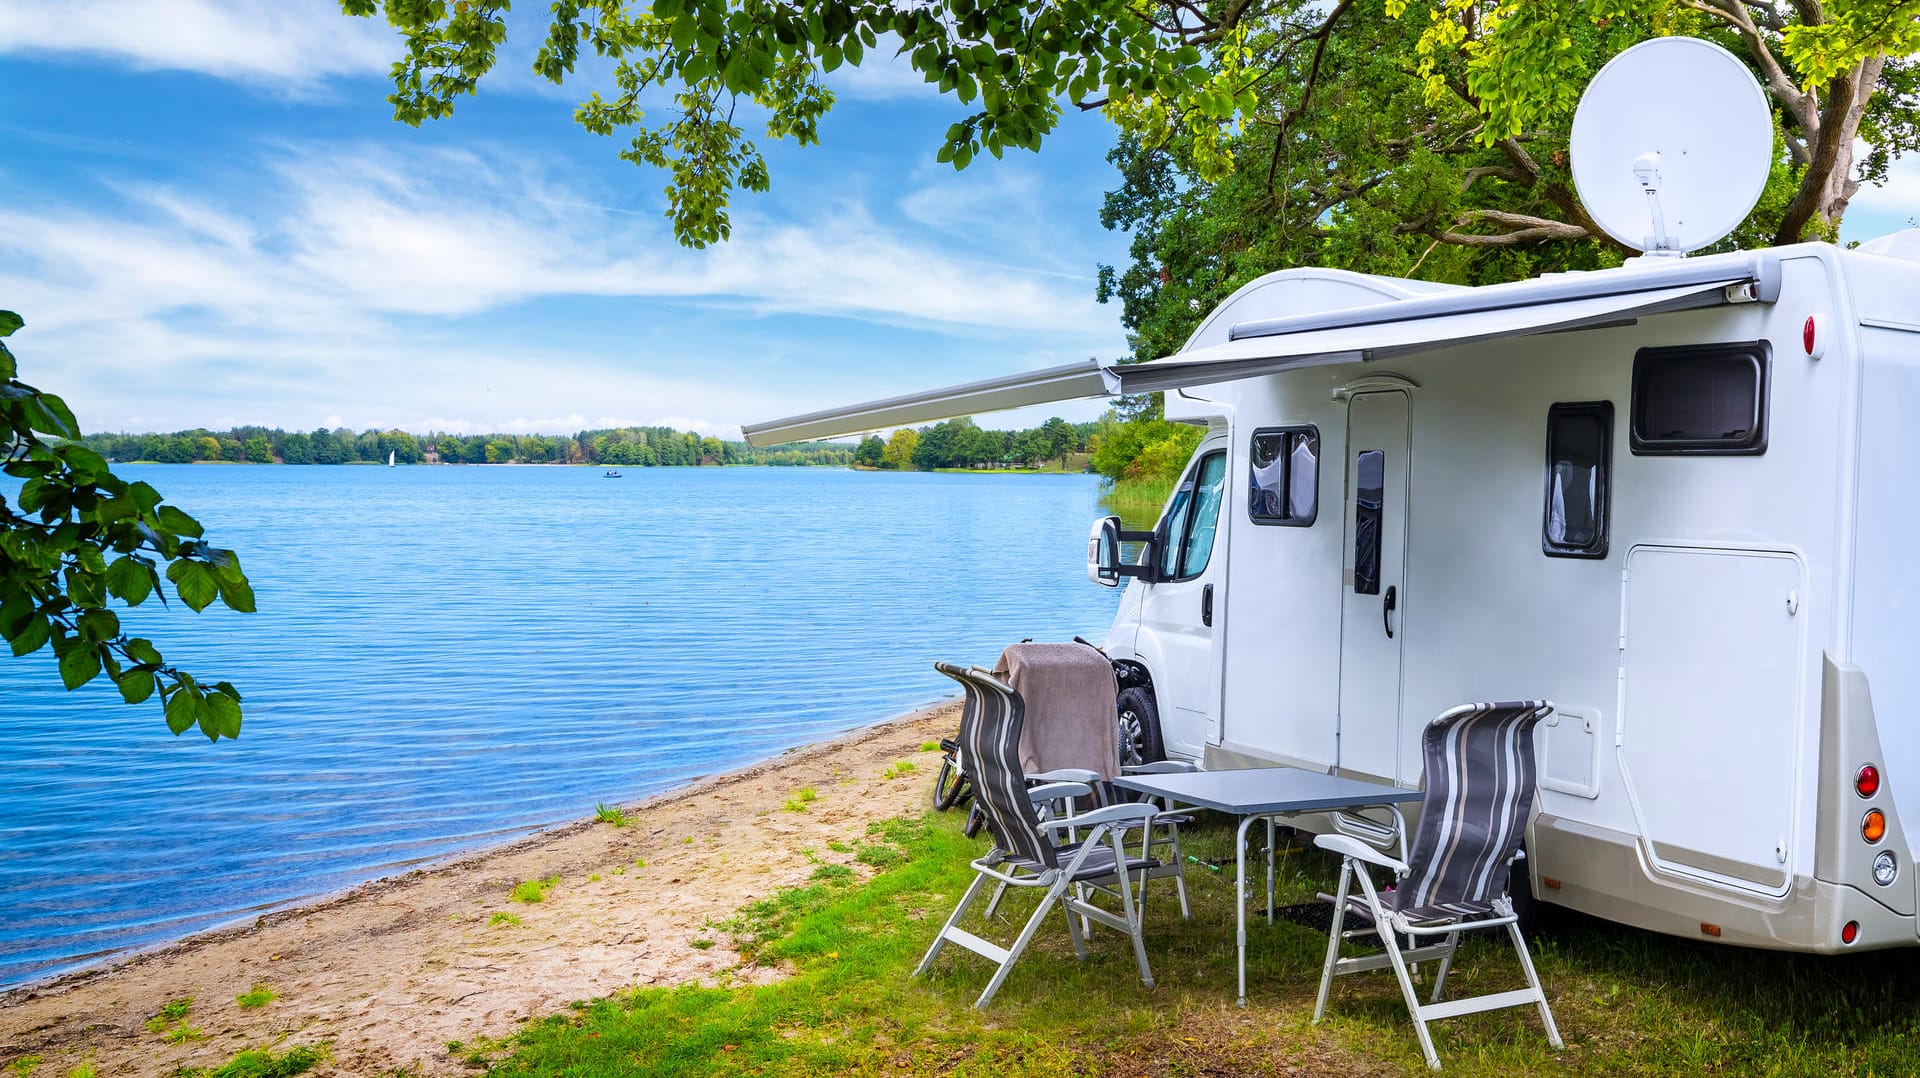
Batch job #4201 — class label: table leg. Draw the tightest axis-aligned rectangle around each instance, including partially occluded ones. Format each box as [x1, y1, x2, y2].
[1235, 813, 1259, 1007]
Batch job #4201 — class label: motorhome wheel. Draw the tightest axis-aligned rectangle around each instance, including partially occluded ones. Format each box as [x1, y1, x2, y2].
[1116, 686, 1167, 765]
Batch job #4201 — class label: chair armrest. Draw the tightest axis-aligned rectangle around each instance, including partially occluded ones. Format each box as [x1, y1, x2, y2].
[1050, 801, 1157, 831]
[1030, 768, 1102, 785]
[1026, 781, 1093, 805]
[1122, 760, 1196, 775]
[1314, 832, 1409, 876]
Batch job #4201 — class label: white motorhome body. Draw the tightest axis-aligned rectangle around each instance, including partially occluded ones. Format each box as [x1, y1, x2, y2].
[742, 237, 1920, 952]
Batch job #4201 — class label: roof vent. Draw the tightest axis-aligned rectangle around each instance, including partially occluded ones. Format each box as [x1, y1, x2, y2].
[1857, 229, 1920, 261]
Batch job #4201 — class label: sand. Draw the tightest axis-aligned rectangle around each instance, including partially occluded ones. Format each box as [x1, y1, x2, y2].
[0, 702, 958, 1077]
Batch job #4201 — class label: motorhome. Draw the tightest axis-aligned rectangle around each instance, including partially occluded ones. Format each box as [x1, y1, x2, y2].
[741, 40, 1920, 953]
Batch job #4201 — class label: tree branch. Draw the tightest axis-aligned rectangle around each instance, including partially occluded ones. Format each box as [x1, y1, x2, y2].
[1426, 208, 1590, 246]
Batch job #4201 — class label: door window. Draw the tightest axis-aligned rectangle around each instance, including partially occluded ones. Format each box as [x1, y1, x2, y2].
[1352, 449, 1384, 595]
[1158, 450, 1227, 581]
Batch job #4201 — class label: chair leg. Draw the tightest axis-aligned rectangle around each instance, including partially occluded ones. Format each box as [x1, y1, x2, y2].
[918, 871, 991, 977]
[1314, 859, 1353, 1022]
[1168, 824, 1191, 919]
[1430, 931, 1460, 1004]
[1507, 922, 1564, 1049]
[1351, 870, 1442, 1071]
[984, 879, 1011, 919]
[1111, 833, 1156, 989]
[976, 878, 1069, 1009]
[1060, 893, 1088, 959]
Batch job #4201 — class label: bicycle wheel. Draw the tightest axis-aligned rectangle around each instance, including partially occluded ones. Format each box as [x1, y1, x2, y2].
[932, 755, 968, 810]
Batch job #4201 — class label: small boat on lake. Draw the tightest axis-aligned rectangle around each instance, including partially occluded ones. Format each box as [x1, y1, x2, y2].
[603, 470, 622, 478]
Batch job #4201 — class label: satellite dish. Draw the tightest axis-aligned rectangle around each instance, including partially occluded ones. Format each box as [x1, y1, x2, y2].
[1570, 37, 1773, 256]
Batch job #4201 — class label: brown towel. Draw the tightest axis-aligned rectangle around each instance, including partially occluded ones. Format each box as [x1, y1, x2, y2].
[994, 642, 1120, 780]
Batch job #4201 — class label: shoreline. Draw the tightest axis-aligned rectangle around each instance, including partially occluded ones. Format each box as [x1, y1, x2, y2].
[0, 700, 960, 1077]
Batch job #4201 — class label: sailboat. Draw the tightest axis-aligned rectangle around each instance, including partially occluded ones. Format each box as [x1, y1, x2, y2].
[387, 450, 396, 468]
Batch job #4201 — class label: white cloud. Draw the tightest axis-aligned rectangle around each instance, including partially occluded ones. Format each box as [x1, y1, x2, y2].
[0, 140, 1124, 434]
[0, 0, 394, 89]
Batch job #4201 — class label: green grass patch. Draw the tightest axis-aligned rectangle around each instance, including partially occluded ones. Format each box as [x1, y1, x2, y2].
[234, 983, 277, 1009]
[917, 741, 940, 752]
[882, 760, 918, 779]
[144, 996, 201, 1042]
[477, 811, 1920, 1077]
[9, 1056, 38, 1077]
[491, 911, 522, 927]
[63, 1063, 94, 1078]
[782, 786, 819, 813]
[690, 938, 715, 950]
[509, 875, 559, 904]
[593, 803, 629, 828]
[175, 1044, 326, 1078]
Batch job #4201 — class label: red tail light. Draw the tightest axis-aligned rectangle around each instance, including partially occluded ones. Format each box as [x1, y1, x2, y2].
[1857, 764, 1881, 798]
[1842, 920, 1859, 945]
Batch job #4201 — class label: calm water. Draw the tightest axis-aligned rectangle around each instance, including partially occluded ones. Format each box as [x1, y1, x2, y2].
[0, 465, 1129, 987]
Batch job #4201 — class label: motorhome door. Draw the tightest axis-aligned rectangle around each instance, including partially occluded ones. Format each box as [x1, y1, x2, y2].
[1136, 444, 1228, 759]
[1337, 391, 1410, 783]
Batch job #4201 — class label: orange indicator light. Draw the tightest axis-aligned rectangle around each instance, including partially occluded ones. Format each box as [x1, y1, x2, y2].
[1864, 809, 1888, 844]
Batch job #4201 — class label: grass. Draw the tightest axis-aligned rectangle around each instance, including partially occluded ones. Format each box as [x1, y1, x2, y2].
[234, 983, 278, 1009]
[1102, 475, 1179, 513]
[473, 809, 1920, 1077]
[63, 1064, 94, 1078]
[491, 911, 522, 927]
[917, 741, 941, 752]
[144, 996, 202, 1042]
[9, 1057, 37, 1077]
[509, 875, 560, 904]
[175, 1044, 326, 1078]
[782, 786, 819, 813]
[593, 803, 629, 828]
[882, 760, 918, 779]
[690, 938, 715, 950]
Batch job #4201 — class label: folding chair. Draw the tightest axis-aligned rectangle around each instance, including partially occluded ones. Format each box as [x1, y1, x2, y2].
[916, 662, 1160, 1009]
[1313, 701, 1562, 1070]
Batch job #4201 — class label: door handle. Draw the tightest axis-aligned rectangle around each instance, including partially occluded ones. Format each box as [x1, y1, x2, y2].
[1382, 584, 1397, 639]
[1202, 583, 1214, 627]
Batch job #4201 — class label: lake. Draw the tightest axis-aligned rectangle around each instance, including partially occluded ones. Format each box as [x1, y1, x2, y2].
[0, 465, 1134, 988]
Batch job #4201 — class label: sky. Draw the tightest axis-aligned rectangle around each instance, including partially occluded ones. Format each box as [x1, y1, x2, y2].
[3, 4, 1919, 441]
[0, 1, 1135, 440]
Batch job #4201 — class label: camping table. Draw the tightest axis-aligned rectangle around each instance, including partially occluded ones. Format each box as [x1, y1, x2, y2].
[1111, 767, 1424, 1006]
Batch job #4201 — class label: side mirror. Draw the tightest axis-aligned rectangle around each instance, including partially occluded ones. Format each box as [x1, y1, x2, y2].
[1088, 516, 1123, 587]
[1087, 515, 1158, 587]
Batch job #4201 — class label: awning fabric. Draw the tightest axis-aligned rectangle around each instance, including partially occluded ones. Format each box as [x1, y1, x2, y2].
[741, 260, 1770, 447]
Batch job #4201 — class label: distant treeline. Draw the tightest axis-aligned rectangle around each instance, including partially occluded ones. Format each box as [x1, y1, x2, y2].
[82, 426, 851, 467]
[853, 416, 1095, 470]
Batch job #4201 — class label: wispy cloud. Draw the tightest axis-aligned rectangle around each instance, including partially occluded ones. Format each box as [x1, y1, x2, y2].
[0, 141, 1122, 433]
[0, 0, 393, 89]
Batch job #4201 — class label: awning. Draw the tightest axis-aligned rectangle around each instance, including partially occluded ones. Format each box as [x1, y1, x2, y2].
[741, 254, 1776, 447]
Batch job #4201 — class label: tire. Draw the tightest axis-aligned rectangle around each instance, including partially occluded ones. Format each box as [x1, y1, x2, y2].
[932, 755, 969, 811]
[1116, 685, 1167, 766]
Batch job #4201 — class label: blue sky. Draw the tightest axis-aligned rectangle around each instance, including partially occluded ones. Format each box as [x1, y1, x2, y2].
[4, 4, 1918, 440]
[0, 1, 1134, 439]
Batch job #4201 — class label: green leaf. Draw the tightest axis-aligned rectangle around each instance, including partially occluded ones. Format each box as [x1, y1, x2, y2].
[204, 692, 242, 740]
[0, 310, 21, 337]
[165, 687, 198, 735]
[167, 560, 218, 612]
[129, 482, 163, 514]
[156, 505, 205, 539]
[106, 555, 156, 605]
[9, 615, 50, 657]
[117, 667, 156, 705]
[125, 637, 163, 665]
[58, 644, 101, 690]
[215, 574, 257, 614]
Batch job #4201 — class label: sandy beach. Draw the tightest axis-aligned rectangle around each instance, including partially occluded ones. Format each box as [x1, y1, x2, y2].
[0, 702, 958, 1077]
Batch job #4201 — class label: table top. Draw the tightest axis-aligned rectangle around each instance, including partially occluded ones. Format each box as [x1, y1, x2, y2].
[1111, 766, 1423, 816]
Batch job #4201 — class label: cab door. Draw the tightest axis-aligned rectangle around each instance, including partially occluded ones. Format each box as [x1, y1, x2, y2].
[1137, 444, 1229, 759]
[1337, 392, 1410, 782]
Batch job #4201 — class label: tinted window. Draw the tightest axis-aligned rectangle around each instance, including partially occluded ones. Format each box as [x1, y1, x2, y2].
[1544, 402, 1612, 558]
[1249, 427, 1320, 526]
[1630, 342, 1769, 454]
[1353, 449, 1384, 595]
[1159, 450, 1227, 581]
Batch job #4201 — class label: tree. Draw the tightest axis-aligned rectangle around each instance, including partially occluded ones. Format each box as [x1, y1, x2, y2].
[852, 435, 884, 468]
[194, 436, 223, 461]
[245, 435, 273, 463]
[880, 427, 919, 470]
[1039, 417, 1077, 463]
[342, 0, 1916, 251]
[0, 311, 254, 740]
[280, 433, 315, 465]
